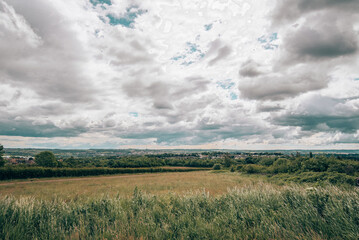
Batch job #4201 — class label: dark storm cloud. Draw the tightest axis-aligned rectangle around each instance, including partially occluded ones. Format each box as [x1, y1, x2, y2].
[0, 0, 96, 103]
[272, 95, 359, 133]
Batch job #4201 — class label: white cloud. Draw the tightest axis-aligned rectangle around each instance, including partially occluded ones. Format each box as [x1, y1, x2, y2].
[0, 0, 358, 149]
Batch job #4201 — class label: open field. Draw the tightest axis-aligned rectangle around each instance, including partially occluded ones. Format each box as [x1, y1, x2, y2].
[0, 171, 269, 200]
[1, 171, 359, 239]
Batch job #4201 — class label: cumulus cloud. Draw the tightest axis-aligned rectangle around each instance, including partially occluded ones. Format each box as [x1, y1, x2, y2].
[238, 65, 328, 101]
[272, 95, 359, 133]
[0, 0, 358, 149]
[283, 17, 357, 61]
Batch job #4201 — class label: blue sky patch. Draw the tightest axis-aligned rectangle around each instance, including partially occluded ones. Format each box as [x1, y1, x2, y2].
[90, 0, 111, 6]
[217, 79, 235, 89]
[204, 24, 213, 31]
[107, 6, 146, 28]
[258, 33, 279, 50]
[129, 112, 139, 117]
[230, 92, 238, 100]
[170, 42, 204, 66]
[354, 78, 359, 81]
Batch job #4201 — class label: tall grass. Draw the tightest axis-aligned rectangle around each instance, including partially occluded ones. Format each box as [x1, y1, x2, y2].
[1, 185, 359, 239]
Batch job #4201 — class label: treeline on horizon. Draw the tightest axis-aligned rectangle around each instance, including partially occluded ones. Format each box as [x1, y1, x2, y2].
[1, 145, 359, 185]
[0, 167, 208, 180]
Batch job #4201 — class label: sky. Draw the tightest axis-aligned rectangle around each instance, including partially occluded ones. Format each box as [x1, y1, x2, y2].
[0, 0, 359, 150]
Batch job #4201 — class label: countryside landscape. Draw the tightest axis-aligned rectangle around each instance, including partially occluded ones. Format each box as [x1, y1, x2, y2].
[1, 147, 359, 239]
[1, 0, 359, 239]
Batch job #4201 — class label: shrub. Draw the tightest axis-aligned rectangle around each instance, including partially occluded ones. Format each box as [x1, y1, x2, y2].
[241, 164, 266, 174]
[213, 164, 221, 170]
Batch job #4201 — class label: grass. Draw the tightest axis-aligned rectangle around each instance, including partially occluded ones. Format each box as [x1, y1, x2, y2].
[1, 184, 359, 239]
[1, 171, 359, 239]
[0, 171, 267, 201]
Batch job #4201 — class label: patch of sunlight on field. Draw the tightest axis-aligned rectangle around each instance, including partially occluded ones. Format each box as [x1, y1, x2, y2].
[0, 171, 273, 200]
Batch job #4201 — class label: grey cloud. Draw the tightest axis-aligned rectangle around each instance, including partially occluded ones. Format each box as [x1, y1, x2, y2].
[272, 95, 359, 133]
[285, 22, 357, 60]
[116, 115, 266, 145]
[23, 103, 77, 117]
[122, 76, 211, 119]
[239, 60, 263, 78]
[238, 70, 328, 101]
[153, 101, 173, 110]
[0, 116, 87, 137]
[272, 0, 359, 24]
[332, 134, 359, 144]
[208, 46, 231, 66]
[0, 0, 96, 103]
[109, 49, 152, 66]
[256, 104, 283, 113]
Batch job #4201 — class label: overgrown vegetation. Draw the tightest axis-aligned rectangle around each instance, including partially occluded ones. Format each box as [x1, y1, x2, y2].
[1, 186, 358, 240]
[234, 154, 359, 186]
[0, 167, 208, 180]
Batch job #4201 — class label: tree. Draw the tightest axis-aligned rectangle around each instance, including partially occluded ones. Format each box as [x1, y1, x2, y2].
[35, 151, 58, 167]
[223, 154, 233, 168]
[0, 144, 5, 167]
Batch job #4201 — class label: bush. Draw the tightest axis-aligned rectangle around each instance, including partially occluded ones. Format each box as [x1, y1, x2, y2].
[241, 164, 266, 174]
[0, 167, 208, 180]
[213, 164, 221, 170]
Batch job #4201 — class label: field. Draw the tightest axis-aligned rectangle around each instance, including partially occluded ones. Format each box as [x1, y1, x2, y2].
[1, 170, 359, 239]
[0, 171, 265, 200]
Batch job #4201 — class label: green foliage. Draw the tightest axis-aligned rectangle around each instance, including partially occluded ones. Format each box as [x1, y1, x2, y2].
[0, 144, 4, 167]
[0, 167, 208, 180]
[302, 156, 330, 172]
[272, 158, 291, 173]
[270, 172, 356, 186]
[213, 164, 221, 170]
[35, 151, 58, 167]
[1, 186, 359, 239]
[258, 156, 275, 166]
[223, 154, 233, 168]
[241, 164, 266, 174]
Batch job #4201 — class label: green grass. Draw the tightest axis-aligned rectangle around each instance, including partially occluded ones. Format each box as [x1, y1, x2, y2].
[1, 184, 359, 239]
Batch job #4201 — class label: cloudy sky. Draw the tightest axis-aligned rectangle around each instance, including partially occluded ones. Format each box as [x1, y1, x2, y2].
[0, 0, 359, 149]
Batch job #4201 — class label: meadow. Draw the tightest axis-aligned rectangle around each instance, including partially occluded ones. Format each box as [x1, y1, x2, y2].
[1, 171, 359, 239]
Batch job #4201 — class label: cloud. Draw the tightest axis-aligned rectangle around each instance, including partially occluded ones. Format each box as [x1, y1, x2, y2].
[272, 0, 359, 25]
[272, 95, 359, 133]
[0, 113, 88, 138]
[0, 0, 358, 149]
[239, 60, 263, 77]
[238, 66, 328, 101]
[0, 0, 97, 103]
[283, 18, 357, 60]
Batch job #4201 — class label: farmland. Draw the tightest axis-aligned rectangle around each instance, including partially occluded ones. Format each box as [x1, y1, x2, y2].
[1, 171, 359, 239]
[1, 149, 359, 239]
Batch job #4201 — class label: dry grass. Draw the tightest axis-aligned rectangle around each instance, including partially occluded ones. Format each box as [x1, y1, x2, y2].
[0, 171, 271, 200]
